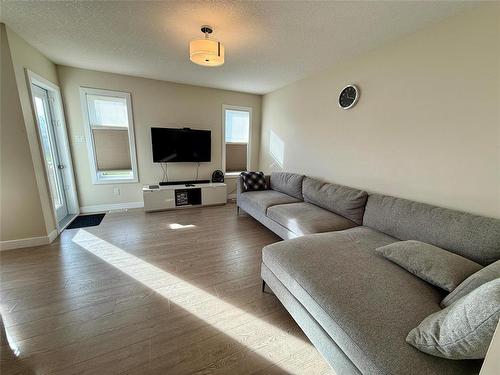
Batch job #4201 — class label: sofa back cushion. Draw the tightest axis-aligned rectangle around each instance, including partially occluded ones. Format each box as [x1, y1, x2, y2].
[363, 194, 500, 266]
[302, 177, 368, 225]
[270, 172, 304, 200]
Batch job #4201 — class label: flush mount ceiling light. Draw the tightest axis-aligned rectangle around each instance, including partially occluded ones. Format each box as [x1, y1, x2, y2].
[189, 25, 225, 67]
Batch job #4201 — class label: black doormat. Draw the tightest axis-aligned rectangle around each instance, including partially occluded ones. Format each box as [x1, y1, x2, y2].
[67, 213, 105, 229]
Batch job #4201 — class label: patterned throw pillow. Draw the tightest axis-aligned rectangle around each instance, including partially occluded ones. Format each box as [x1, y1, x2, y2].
[240, 171, 267, 191]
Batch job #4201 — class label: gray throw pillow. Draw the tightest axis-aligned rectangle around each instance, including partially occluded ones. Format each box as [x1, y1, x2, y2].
[441, 260, 500, 308]
[406, 279, 500, 359]
[376, 240, 482, 291]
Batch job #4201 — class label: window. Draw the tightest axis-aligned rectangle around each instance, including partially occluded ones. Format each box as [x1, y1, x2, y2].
[80, 88, 138, 184]
[223, 105, 251, 175]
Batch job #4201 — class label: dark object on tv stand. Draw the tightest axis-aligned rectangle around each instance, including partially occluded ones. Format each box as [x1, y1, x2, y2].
[159, 180, 210, 186]
[175, 188, 202, 206]
[212, 170, 224, 183]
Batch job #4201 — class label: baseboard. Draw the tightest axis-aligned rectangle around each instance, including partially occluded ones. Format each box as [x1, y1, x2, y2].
[0, 229, 59, 251]
[227, 193, 237, 200]
[80, 201, 144, 214]
[48, 229, 58, 242]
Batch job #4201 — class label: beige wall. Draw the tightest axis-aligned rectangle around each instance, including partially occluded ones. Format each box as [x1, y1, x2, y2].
[1, 24, 47, 241]
[1, 24, 60, 242]
[57, 66, 261, 207]
[259, 4, 500, 218]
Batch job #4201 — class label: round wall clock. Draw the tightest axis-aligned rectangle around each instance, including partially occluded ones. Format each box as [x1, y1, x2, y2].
[339, 85, 359, 109]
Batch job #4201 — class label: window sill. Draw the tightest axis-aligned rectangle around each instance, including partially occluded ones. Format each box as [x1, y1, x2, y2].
[92, 177, 139, 185]
[225, 172, 243, 179]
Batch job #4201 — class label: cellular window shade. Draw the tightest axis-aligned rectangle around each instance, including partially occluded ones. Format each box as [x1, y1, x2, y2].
[225, 110, 249, 143]
[92, 128, 131, 171]
[87, 94, 128, 127]
[226, 143, 247, 172]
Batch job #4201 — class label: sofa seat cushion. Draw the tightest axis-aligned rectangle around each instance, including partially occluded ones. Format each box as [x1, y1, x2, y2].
[262, 226, 482, 375]
[267, 202, 358, 236]
[238, 190, 300, 215]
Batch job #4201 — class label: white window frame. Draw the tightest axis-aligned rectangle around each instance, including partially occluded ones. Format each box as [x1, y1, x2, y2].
[80, 87, 139, 184]
[222, 104, 252, 178]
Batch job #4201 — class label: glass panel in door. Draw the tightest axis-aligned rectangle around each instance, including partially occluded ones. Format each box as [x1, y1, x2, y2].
[31, 84, 68, 222]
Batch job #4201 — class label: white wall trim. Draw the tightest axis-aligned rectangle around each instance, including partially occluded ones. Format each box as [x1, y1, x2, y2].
[227, 193, 237, 200]
[58, 213, 79, 233]
[80, 201, 144, 214]
[0, 229, 59, 251]
[48, 229, 58, 242]
[26, 69, 80, 232]
[21, 70, 58, 235]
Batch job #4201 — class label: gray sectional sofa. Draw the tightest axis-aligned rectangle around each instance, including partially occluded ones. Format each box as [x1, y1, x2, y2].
[237, 173, 367, 239]
[236, 172, 500, 375]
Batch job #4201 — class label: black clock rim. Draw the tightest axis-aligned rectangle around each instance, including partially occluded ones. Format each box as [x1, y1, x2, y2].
[339, 85, 359, 109]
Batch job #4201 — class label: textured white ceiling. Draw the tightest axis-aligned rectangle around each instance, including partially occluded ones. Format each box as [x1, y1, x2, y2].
[2, 1, 477, 94]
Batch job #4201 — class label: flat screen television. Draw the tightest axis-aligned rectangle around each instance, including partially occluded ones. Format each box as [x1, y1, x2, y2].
[151, 127, 211, 163]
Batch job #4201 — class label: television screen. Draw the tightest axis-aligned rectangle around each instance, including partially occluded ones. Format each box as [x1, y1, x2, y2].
[151, 127, 211, 163]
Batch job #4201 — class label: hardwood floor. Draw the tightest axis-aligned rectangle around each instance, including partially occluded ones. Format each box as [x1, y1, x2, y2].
[0, 203, 334, 375]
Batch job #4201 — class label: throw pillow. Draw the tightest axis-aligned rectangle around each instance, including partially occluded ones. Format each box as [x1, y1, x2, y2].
[406, 278, 500, 359]
[376, 240, 482, 292]
[441, 260, 500, 308]
[240, 171, 267, 192]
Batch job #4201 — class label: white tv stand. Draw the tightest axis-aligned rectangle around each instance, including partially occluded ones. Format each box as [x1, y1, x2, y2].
[142, 182, 227, 212]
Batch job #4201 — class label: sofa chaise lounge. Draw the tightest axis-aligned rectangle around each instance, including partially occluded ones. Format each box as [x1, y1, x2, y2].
[236, 172, 500, 375]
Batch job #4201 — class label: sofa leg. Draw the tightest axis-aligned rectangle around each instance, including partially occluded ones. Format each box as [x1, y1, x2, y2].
[261, 280, 266, 293]
[236, 205, 240, 215]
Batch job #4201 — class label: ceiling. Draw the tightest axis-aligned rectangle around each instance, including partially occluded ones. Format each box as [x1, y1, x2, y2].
[2, 1, 477, 94]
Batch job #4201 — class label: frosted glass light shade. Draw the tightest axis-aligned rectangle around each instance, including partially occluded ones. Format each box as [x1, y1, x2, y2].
[189, 39, 225, 67]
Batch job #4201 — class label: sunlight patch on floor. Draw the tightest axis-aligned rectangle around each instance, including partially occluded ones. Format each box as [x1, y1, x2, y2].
[3, 324, 21, 357]
[168, 223, 196, 229]
[72, 229, 325, 374]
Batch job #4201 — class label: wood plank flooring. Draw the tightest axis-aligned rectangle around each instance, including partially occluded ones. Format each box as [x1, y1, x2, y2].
[0, 203, 334, 375]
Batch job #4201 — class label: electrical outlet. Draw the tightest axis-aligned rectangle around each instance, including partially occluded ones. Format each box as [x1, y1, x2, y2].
[113, 188, 120, 196]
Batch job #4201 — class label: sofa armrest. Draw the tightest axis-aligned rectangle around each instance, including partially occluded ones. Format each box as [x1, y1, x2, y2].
[236, 175, 245, 197]
[265, 174, 271, 188]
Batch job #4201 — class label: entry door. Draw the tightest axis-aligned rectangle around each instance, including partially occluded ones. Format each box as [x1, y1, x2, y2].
[31, 84, 68, 222]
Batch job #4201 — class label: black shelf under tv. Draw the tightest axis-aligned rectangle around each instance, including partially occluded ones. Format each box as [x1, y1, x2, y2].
[159, 180, 210, 186]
